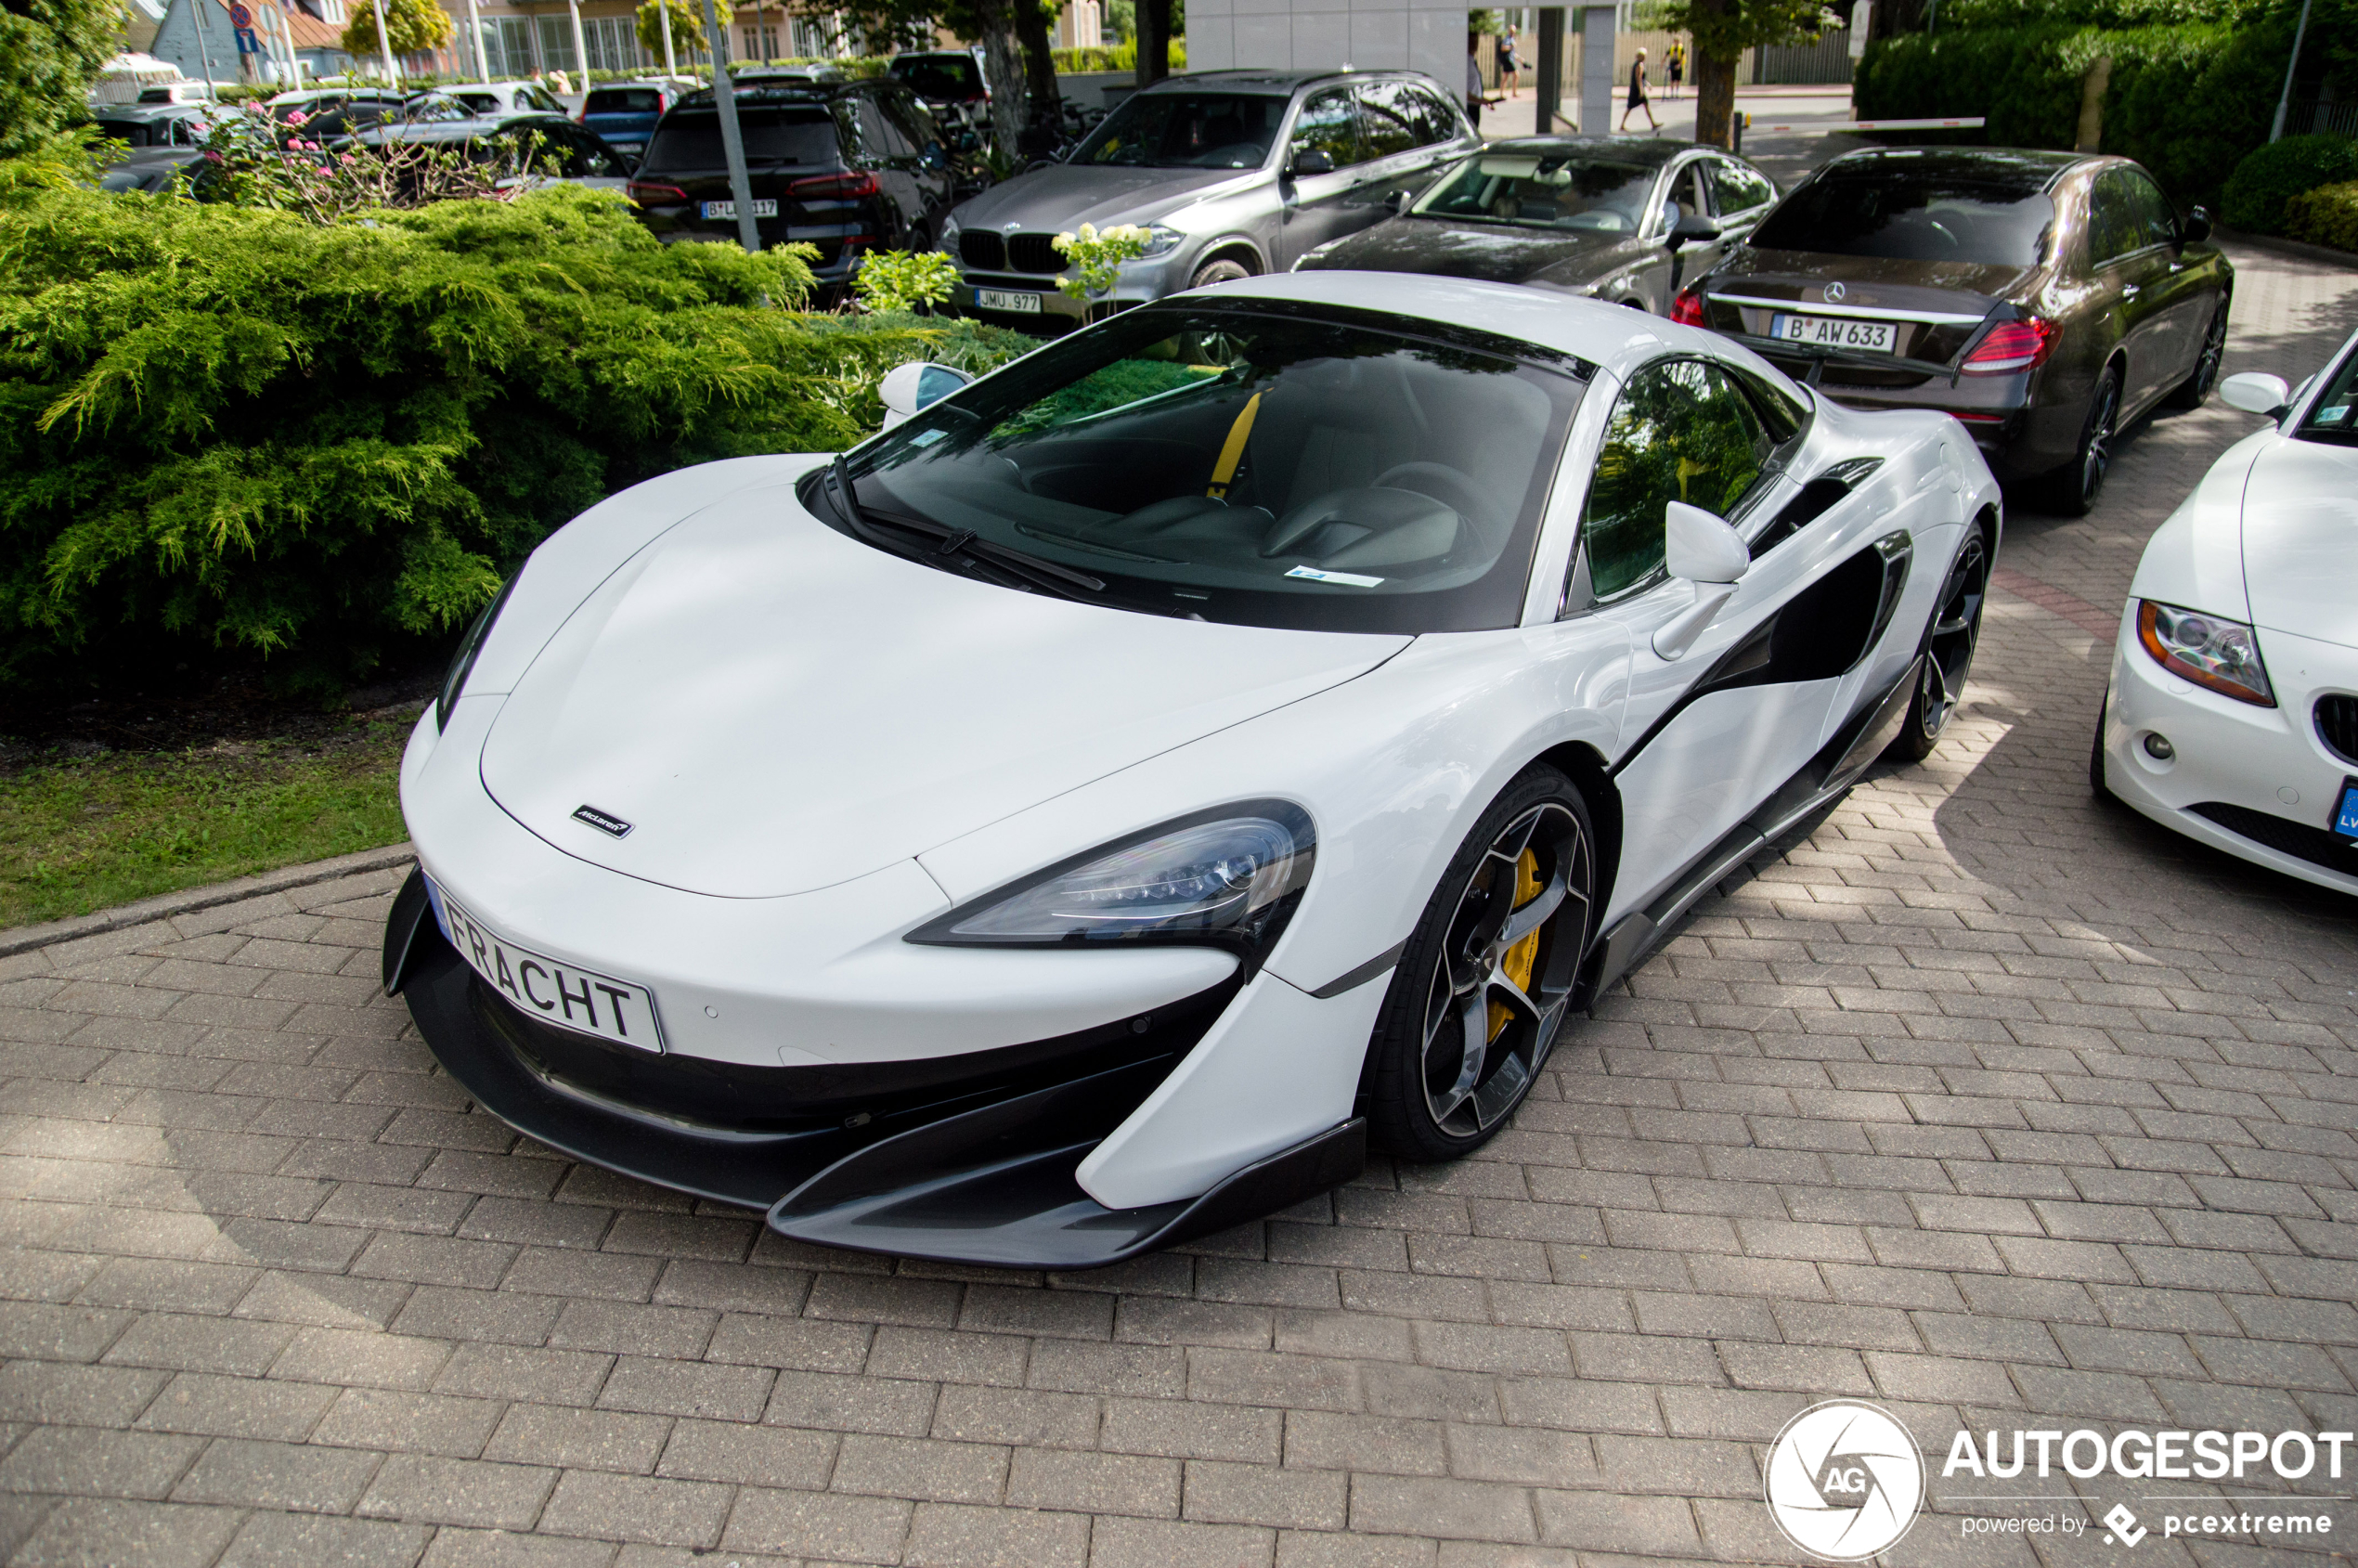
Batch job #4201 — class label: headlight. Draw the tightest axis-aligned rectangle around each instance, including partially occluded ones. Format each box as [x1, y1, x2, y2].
[2137, 600, 2274, 706]
[435, 574, 517, 732]
[1137, 223, 1185, 258]
[908, 802, 1315, 965]
[938, 216, 960, 256]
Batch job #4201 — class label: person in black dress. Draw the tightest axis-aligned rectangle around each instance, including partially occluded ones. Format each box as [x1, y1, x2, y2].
[1620, 46, 1659, 132]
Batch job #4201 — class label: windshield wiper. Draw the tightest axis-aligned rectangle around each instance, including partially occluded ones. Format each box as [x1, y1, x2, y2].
[827, 460, 1108, 601]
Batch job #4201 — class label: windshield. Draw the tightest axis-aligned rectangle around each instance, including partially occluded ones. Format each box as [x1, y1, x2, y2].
[1069, 90, 1287, 170]
[1753, 170, 2056, 265]
[891, 56, 981, 98]
[1415, 151, 1658, 234]
[641, 107, 836, 172]
[833, 305, 1587, 634]
[2297, 342, 2358, 447]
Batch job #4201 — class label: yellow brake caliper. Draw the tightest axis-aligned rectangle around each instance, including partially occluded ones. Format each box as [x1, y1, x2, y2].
[1488, 849, 1545, 1041]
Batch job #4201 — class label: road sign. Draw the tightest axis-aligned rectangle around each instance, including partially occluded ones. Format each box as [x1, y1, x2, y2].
[229, 3, 253, 27]
[235, 26, 261, 52]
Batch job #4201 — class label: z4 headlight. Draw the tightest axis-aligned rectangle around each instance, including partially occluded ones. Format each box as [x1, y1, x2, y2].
[2137, 599, 2274, 706]
[435, 574, 517, 732]
[909, 801, 1315, 965]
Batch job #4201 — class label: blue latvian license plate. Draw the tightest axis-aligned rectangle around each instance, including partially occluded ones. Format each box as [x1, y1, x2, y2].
[424, 879, 664, 1052]
[2334, 776, 2358, 846]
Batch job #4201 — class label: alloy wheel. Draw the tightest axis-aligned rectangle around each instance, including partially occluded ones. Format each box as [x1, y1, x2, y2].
[2079, 374, 2119, 508]
[1913, 532, 1989, 744]
[2192, 309, 2226, 397]
[1419, 801, 1592, 1139]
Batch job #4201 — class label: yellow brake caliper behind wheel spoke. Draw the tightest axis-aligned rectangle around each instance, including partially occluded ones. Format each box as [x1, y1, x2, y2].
[1488, 849, 1545, 1042]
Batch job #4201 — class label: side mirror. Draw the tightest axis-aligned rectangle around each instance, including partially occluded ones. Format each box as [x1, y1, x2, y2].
[2180, 204, 2211, 245]
[1652, 500, 1750, 658]
[879, 361, 974, 429]
[1667, 212, 1722, 253]
[1382, 188, 1406, 214]
[2219, 370, 2289, 419]
[1289, 147, 1334, 177]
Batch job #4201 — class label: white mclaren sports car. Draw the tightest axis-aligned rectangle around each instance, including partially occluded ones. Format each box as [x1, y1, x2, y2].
[2093, 333, 2358, 897]
[385, 272, 2002, 1268]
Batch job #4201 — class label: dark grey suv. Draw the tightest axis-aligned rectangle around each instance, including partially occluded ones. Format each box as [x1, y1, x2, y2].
[943, 68, 1480, 333]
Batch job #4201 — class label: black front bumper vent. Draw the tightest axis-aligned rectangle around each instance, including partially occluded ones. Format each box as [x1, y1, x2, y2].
[2188, 801, 2358, 876]
[2315, 694, 2358, 767]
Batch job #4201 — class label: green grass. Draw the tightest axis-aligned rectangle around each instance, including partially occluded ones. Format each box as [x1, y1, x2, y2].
[0, 720, 412, 930]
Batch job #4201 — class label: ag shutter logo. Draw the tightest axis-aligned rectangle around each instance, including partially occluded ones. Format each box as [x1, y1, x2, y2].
[2103, 1504, 2148, 1547]
[1766, 1400, 1926, 1561]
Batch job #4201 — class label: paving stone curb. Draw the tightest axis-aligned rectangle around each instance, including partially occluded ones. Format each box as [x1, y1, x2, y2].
[0, 840, 416, 959]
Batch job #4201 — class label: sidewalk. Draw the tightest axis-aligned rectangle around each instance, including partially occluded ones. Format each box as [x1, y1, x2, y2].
[1474, 83, 1872, 186]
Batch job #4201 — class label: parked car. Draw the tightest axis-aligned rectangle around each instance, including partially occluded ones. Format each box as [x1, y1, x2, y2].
[578, 81, 679, 162]
[86, 100, 214, 149]
[353, 111, 634, 193]
[2092, 333, 2358, 896]
[942, 68, 1480, 334]
[1675, 147, 2232, 515]
[99, 146, 206, 191]
[887, 48, 989, 136]
[1294, 136, 1776, 311]
[440, 80, 570, 119]
[134, 81, 218, 104]
[384, 271, 2000, 1268]
[266, 87, 470, 142]
[624, 77, 956, 292]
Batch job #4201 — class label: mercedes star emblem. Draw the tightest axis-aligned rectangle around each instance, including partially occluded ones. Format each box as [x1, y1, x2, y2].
[1823, 281, 1847, 303]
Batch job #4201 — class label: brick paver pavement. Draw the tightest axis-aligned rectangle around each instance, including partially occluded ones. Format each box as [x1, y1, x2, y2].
[3, 241, 2355, 1568]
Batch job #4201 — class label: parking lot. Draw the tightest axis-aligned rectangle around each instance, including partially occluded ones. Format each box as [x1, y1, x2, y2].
[0, 236, 2353, 1568]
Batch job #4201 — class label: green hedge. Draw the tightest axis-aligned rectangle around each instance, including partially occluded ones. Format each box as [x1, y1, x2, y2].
[0, 181, 1030, 694]
[2221, 134, 2358, 232]
[1854, 15, 2293, 208]
[2285, 178, 2358, 251]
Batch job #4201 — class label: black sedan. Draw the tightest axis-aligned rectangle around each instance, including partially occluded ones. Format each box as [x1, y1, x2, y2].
[625, 77, 958, 294]
[1676, 147, 2233, 514]
[1291, 136, 1779, 313]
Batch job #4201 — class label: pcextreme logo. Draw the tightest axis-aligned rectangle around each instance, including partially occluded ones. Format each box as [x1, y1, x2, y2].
[1765, 1400, 1927, 1561]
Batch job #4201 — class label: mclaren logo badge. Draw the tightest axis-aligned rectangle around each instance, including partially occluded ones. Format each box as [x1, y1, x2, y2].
[572, 805, 633, 838]
[1823, 281, 1847, 303]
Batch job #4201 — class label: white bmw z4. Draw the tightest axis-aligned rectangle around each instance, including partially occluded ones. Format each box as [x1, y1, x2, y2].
[2093, 332, 2358, 897]
[384, 273, 2002, 1269]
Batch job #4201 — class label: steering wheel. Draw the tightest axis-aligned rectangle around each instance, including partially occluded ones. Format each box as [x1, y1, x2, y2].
[1374, 462, 1493, 527]
[1922, 218, 1960, 251]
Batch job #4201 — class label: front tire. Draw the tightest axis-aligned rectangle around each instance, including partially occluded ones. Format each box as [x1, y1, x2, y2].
[1189, 256, 1251, 290]
[1887, 527, 1989, 762]
[1362, 767, 1597, 1163]
[2165, 301, 2228, 410]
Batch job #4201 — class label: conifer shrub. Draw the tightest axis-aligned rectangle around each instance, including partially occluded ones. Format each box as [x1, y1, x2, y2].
[0, 182, 1029, 694]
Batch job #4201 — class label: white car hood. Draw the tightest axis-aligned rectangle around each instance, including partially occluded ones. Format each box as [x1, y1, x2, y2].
[2244, 438, 2358, 648]
[480, 486, 1409, 899]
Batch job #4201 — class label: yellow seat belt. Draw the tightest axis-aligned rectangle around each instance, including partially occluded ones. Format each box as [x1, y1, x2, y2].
[1206, 392, 1262, 500]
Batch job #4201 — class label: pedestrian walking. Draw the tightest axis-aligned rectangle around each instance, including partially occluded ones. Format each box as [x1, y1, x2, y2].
[1499, 22, 1521, 97]
[1467, 32, 1484, 129]
[1666, 41, 1685, 100]
[1620, 46, 1658, 132]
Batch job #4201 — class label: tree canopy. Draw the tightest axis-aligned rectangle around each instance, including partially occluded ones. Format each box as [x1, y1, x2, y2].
[340, 0, 454, 62]
[0, 0, 122, 158]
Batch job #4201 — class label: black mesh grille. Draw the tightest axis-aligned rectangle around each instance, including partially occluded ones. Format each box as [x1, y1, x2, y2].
[2316, 694, 2358, 766]
[2189, 801, 2358, 875]
[1007, 233, 1065, 273]
[960, 229, 1004, 270]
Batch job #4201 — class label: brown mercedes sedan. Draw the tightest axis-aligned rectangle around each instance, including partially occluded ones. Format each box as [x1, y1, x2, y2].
[1674, 147, 2232, 514]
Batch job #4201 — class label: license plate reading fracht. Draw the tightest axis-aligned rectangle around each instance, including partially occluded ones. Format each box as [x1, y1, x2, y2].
[976, 288, 1043, 313]
[1770, 313, 1898, 354]
[701, 199, 777, 219]
[429, 884, 664, 1052]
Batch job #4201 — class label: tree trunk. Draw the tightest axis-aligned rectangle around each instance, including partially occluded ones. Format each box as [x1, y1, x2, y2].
[1013, 0, 1060, 156]
[1134, 0, 1168, 85]
[972, 0, 1027, 153]
[1690, 0, 1737, 148]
